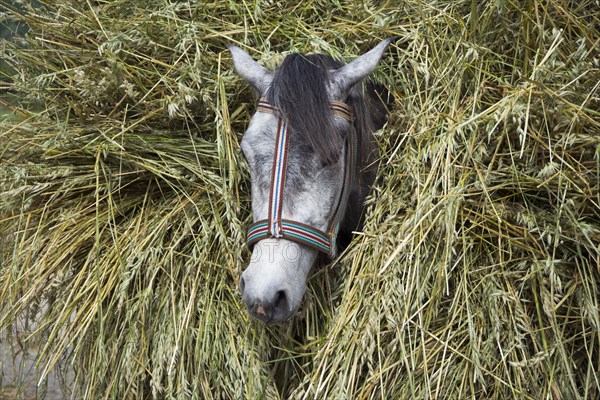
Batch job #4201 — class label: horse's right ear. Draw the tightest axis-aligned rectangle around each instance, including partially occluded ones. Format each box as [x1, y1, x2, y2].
[227, 44, 273, 95]
[331, 37, 395, 98]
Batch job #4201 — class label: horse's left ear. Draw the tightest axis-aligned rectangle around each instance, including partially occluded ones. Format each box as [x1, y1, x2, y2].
[227, 44, 273, 95]
[331, 37, 395, 97]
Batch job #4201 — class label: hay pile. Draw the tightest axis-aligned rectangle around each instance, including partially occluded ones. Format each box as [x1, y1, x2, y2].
[1, 0, 599, 398]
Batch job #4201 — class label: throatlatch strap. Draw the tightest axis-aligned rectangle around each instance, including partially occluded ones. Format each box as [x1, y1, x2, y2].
[247, 98, 356, 257]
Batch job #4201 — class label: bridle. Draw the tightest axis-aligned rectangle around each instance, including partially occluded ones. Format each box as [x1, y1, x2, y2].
[246, 98, 357, 258]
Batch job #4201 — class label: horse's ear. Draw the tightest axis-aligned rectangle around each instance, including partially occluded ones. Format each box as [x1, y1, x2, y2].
[227, 44, 273, 95]
[331, 38, 395, 97]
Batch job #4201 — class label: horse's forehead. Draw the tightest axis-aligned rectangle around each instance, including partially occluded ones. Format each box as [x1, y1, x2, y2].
[242, 111, 325, 185]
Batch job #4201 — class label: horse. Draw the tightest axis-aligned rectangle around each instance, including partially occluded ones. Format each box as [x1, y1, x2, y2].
[228, 38, 394, 324]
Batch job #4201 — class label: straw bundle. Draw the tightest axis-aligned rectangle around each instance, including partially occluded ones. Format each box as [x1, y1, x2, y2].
[1, 1, 598, 398]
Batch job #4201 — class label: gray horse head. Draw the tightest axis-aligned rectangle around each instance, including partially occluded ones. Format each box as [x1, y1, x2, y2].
[228, 38, 393, 324]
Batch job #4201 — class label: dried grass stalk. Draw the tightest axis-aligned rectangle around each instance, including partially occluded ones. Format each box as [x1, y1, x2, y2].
[1, 0, 599, 399]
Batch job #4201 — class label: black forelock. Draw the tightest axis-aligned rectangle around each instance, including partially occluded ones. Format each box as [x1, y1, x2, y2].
[267, 53, 345, 165]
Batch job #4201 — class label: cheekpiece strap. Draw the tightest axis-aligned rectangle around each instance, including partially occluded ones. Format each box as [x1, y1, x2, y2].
[247, 98, 356, 257]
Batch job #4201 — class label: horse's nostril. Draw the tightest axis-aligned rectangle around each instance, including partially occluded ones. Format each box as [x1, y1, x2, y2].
[274, 290, 289, 312]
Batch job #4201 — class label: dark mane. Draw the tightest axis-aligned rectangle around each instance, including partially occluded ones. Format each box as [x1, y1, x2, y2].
[267, 53, 341, 164]
[267, 53, 385, 168]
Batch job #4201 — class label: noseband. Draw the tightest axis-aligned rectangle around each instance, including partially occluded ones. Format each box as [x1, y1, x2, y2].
[246, 98, 357, 258]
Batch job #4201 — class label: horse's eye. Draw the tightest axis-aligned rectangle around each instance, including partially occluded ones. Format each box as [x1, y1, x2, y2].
[320, 153, 342, 168]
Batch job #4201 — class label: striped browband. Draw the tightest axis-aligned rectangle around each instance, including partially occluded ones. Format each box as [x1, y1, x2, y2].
[246, 98, 357, 257]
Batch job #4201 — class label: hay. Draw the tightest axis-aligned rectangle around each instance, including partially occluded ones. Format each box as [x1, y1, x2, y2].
[1, 0, 599, 398]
